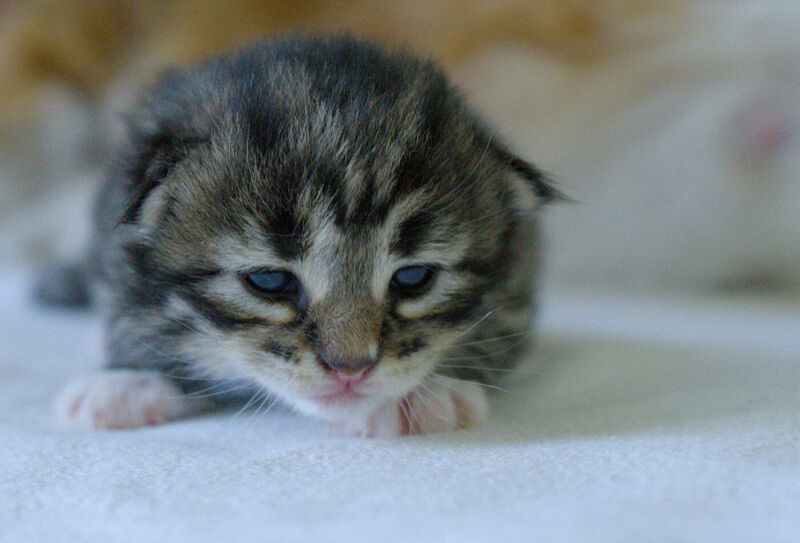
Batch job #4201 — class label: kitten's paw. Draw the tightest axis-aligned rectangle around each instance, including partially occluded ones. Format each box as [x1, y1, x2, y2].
[54, 370, 201, 430]
[336, 375, 489, 437]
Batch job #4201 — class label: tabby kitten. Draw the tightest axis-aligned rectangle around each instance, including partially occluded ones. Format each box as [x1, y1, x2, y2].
[55, 36, 560, 436]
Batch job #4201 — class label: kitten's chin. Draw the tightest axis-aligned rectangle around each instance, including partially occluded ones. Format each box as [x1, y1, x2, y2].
[289, 392, 388, 422]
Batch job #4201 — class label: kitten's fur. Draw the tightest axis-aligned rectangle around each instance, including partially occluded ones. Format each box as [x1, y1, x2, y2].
[56, 36, 559, 435]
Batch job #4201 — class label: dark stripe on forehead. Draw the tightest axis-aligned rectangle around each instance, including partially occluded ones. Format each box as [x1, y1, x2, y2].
[348, 178, 375, 224]
[387, 76, 451, 201]
[392, 211, 434, 256]
[248, 153, 310, 260]
[239, 91, 287, 156]
[265, 206, 306, 260]
[311, 161, 349, 227]
[417, 74, 449, 150]
[312, 163, 393, 229]
[391, 146, 434, 200]
[346, 177, 394, 227]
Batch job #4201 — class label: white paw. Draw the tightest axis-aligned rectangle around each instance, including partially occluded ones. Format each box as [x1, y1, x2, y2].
[334, 375, 489, 437]
[54, 370, 201, 430]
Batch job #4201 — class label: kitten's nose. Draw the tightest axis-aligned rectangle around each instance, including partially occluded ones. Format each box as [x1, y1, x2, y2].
[316, 353, 377, 377]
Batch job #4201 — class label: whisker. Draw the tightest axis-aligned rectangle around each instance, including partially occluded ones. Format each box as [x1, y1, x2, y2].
[159, 384, 251, 402]
[438, 364, 539, 375]
[182, 380, 235, 395]
[398, 400, 413, 435]
[255, 395, 279, 421]
[410, 398, 428, 434]
[151, 370, 231, 383]
[449, 331, 531, 348]
[426, 378, 486, 421]
[247, 390, 276, 423]
[469, 381, 511, 394]
[435, 375, 512, 394]
[230, 390, 264, 421]
[404, 393, 427, 433]
[179, 381, 253, 400]
[164, 315, 203, 335]
[440, 340, 527, 361]
[454, 306, 503, 340]
[415, 382, 450, 425]
[133, 337, 189, 364]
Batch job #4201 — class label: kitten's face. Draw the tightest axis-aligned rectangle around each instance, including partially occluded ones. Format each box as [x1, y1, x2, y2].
[114, 38, 553, 420]
[137, 135, 515, 420]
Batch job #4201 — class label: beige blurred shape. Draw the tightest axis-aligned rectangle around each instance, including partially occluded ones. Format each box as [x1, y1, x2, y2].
[0, 0, 682, 120]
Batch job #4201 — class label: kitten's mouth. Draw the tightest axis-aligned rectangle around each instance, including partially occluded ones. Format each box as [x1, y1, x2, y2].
[315, 388, 365, 405]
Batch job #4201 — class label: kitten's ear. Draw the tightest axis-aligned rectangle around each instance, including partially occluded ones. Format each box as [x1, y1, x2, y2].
[117, 123, 204, 226]
[492, 143, 566, 207]
[478, 131, 567, 212]
[115, 68, 207, 226]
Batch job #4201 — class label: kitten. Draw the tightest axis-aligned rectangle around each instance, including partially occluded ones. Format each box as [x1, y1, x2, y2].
[52, 36, 560, 436]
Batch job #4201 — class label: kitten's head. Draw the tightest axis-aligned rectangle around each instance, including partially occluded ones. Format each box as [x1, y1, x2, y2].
[109, 36, 559, 420]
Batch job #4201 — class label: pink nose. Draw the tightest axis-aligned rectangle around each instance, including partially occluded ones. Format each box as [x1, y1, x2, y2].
[316, 353, 377, 376]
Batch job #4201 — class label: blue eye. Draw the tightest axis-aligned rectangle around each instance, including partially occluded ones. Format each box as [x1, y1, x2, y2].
[391, 266, 435, 292]
[244, 270, 299, 295]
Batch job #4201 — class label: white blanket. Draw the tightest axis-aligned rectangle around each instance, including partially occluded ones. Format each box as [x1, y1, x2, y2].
[2, 269, 799, 542]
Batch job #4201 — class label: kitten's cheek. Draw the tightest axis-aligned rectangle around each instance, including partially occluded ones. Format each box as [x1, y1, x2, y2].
[260, 305, 296, 325]
[394, 300, 428, 320]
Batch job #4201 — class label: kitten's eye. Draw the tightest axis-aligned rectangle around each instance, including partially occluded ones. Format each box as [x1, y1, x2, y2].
[243, 270, 299, 295]
[390, 265, 435, 293]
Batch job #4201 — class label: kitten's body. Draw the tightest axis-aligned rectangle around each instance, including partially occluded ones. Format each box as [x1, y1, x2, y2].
[57, 37, 557, 435]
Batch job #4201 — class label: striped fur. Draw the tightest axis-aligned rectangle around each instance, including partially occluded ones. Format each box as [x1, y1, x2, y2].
[87, 36, 559, 430]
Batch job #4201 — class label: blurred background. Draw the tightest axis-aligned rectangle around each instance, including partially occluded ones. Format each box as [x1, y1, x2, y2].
[3, 4, 799, 537]
[1, 0, 798, 297]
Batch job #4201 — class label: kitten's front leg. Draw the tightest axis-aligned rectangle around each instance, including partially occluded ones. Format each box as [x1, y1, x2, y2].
[335, 375, 489, 437]
[54, 370, 210, 430]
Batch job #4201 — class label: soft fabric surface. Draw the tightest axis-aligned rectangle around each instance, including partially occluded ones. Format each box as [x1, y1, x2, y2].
[2, 269, 799, 542]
